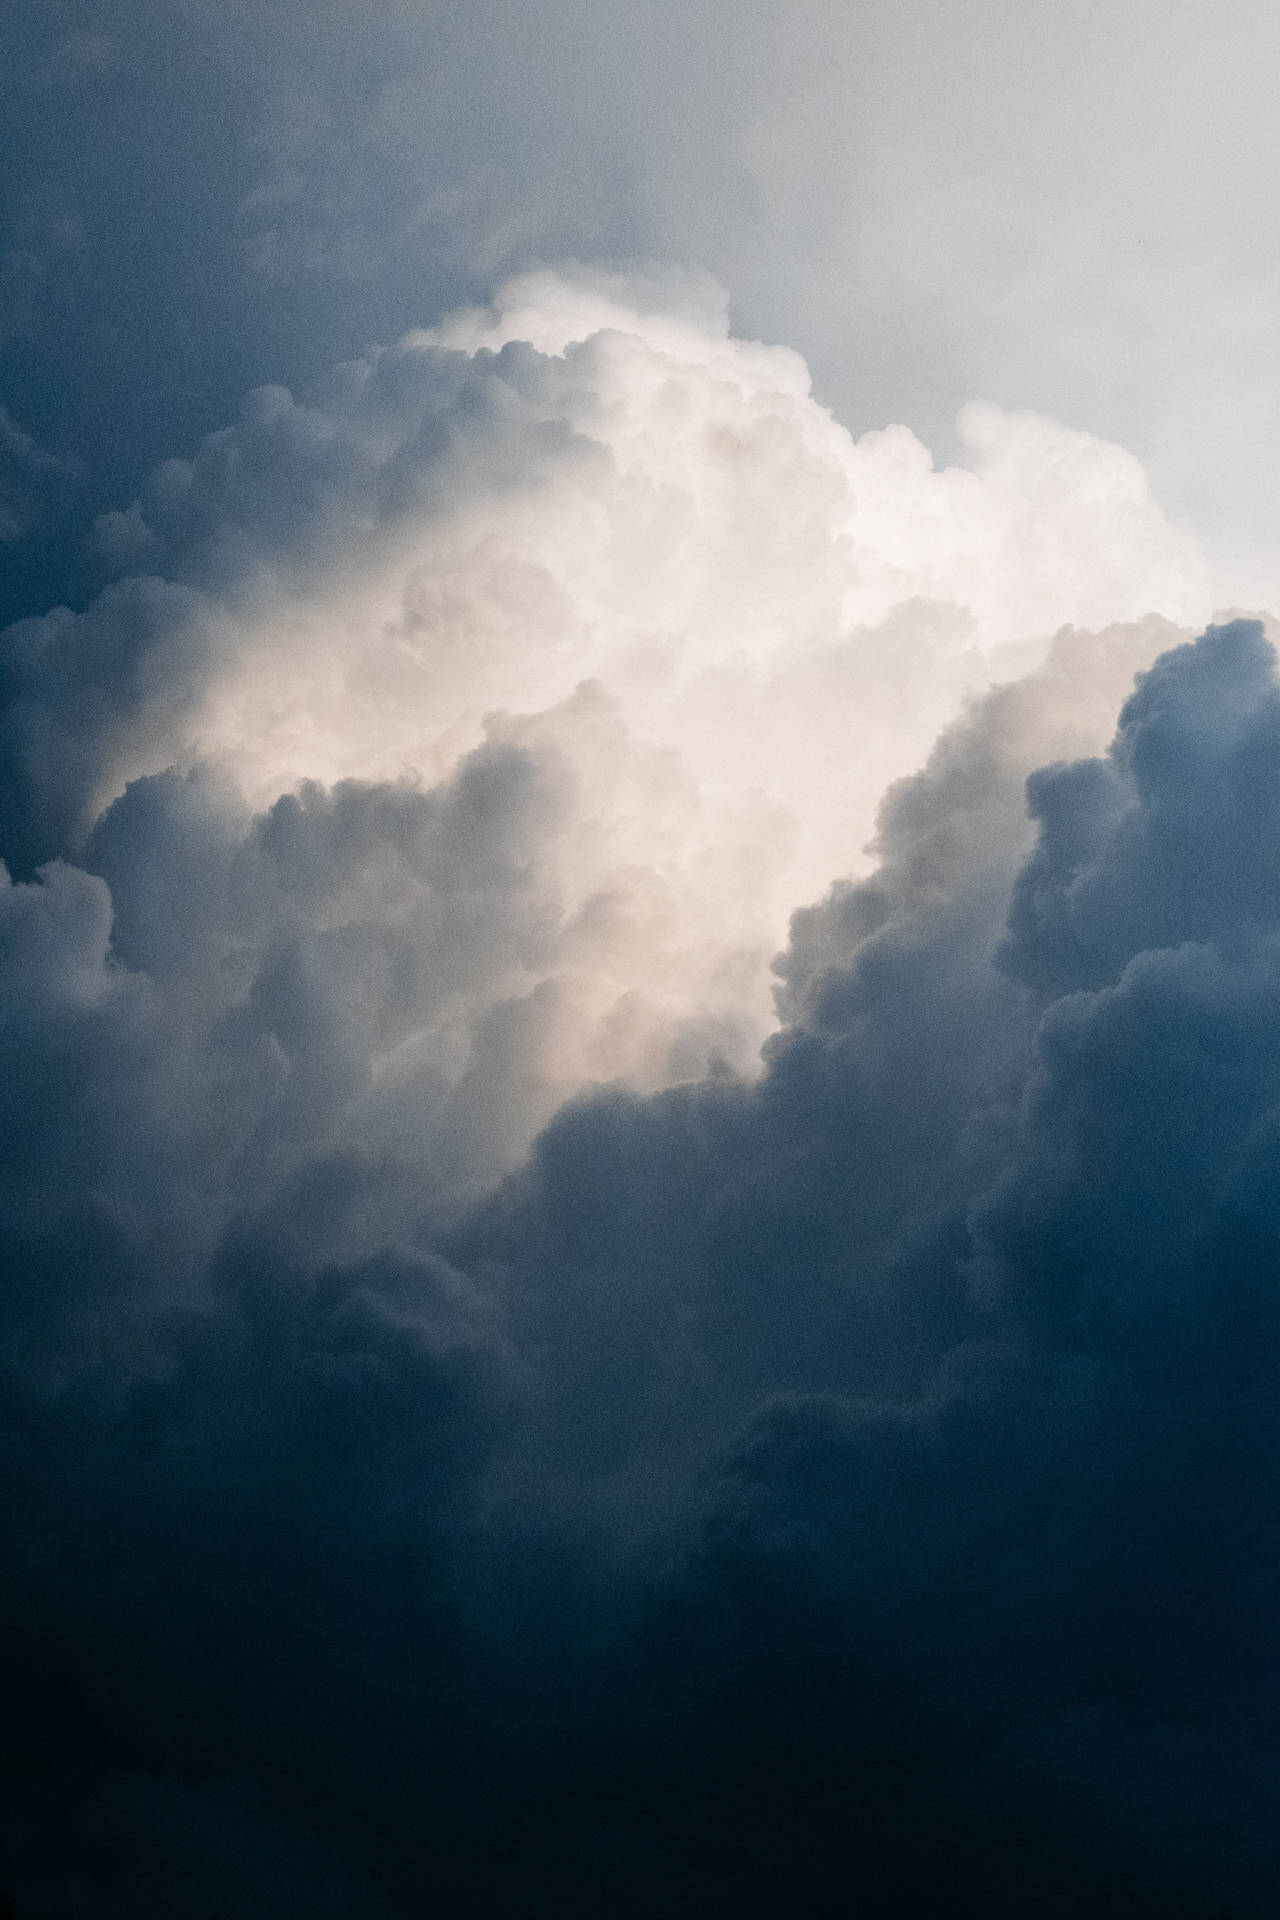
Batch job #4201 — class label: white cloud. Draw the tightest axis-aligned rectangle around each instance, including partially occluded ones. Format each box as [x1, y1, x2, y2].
[4, 273, 1211, 1180]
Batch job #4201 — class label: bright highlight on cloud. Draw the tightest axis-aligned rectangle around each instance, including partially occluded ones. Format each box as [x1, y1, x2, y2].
[3, 274, 1209, 1150]
[3, 275, 1276, 1918]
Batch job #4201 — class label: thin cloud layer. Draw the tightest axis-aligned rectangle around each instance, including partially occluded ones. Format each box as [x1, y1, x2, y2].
[0, 282, 1273, 1916]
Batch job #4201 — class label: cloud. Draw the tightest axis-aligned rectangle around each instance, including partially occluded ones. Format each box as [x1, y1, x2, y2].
[1, 276, 1208, 1131]
[0, 406, 73, 543]
[434, 618, 1280, 1915]
[9, 0, 1280, 641]
[3, 617, 1277, 1912]
[0, 274, 1273, 1914]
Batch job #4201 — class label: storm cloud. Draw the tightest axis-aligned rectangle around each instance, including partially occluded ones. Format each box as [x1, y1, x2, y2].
[3, 40, 1280, 1908]
[2, 295, 1278, 1909]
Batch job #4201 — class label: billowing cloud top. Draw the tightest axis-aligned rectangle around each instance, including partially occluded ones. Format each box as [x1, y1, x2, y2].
[3, 275, 1208, 1129]
[0, 277, 1276, 1917]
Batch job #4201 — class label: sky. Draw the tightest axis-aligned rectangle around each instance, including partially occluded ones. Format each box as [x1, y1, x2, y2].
[4, 3, 1280, 1915]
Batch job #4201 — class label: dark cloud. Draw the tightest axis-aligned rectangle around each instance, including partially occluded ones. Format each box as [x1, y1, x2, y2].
[3, 612, 1280, 1912]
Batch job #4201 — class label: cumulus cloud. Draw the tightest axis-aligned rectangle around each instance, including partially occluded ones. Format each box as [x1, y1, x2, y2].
[2, 275, 1209, 1142]
[0, 275, 1272, 1916]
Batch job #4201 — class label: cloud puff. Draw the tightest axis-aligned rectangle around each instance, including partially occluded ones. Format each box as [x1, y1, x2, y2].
[0, 406, 73, 544]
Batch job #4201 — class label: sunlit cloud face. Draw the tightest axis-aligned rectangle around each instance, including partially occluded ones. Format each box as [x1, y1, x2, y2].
[0, 272, 1201, 1144]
